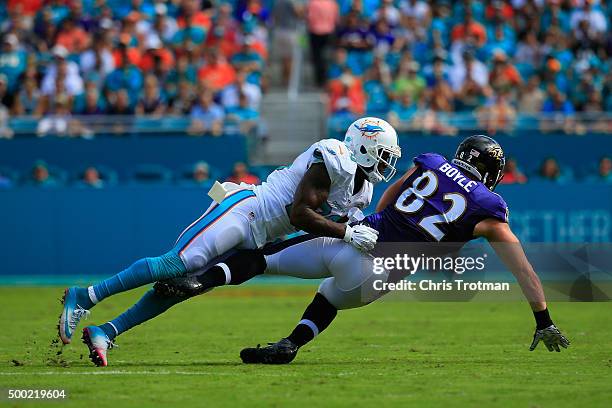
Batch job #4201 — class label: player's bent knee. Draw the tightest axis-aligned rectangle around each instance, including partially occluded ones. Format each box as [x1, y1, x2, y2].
[317, 278, 371, 310]
[213, 222, 246, 254]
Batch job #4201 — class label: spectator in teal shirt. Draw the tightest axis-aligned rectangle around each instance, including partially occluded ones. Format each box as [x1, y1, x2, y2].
[164, 54, 197, 101]
[73, 82, 107, 114]
[42, 0, 71, 25]
[541, 56, 568, 94]
[231, 37, 264, 85]
[105, 62, 143, 91]
[0, 35, 27, 94]
[172, 16, 207, 47]
[328, 48, 363, 79]
[593, 157, 612, 183]
[107, 0, 155, 21]
[482, 24, 515, 61]
[190, 161, 213, 188]
[384, 38, 406, 73]
[227, 92, 259, 119]
[28, 161, 60, 187]
[387, 91, 417, 130]
[452, 0, 485, 25]
[167, 55, 197, 85]
[537, 157, 572, 184]
[570, 72, 596, 111]
[542, 87, 575, 115]
[226, 92, 259, 133]
[104, 47, 143, 104]
[328, 97, 357, 137]
[540, 2, 571, 33]
[363, 61, 391, 115]
[549, 34, 574, 72]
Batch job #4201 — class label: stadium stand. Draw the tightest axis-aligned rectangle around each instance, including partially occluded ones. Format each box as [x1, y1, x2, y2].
[0, 0, 610, 188]
[0, 0, 268, 138]
[325, 0, 611, 135]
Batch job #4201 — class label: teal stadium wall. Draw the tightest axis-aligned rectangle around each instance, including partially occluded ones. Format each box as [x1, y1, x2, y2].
[0, 135, 247, 178]
[0, 134, 610, 279]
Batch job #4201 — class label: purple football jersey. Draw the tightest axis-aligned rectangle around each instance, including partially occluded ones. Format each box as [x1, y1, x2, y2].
[366, 153, 508, 243]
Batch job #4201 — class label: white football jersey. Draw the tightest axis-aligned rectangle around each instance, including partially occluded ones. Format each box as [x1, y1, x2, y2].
[252, 139, 373, 243]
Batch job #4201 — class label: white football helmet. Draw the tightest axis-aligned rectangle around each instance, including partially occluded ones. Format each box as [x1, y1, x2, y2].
[343, 117, 401, 184]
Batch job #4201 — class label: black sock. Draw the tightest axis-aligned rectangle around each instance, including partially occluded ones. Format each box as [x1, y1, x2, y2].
[196, 249, 267, 290]
[195, 267, 227, 289]
[287, 293, 338, 347]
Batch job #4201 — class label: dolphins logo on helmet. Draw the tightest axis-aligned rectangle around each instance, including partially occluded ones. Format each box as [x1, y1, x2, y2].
[353, 123, 384, 139]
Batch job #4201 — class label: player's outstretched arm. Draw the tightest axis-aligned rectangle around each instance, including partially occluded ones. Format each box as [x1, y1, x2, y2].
[291, 163, 378, 252]
[474, 219, 547, 310]
[473, 219, 570, 352]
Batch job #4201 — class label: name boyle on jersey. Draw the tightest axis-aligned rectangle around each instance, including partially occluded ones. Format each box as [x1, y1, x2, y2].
[438, 162, 479, 193]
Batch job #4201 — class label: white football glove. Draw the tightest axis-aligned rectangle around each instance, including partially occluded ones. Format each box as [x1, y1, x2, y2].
[529, 324, 570, 352]
[343, 224, 379, 252]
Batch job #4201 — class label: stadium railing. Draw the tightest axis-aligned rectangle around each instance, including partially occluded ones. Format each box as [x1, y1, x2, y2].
[5, 115, 259, 138]
[4, 113, 610, 140]
[328, 112, 612, 138]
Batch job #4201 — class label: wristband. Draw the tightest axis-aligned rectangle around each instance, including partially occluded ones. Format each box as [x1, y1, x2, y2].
[343, 225, 353, 243]
[533, 308, 553, 330]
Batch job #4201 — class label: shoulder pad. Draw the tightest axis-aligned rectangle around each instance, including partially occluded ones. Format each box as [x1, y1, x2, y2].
[478, 191, 509, 223]
[413, 153, 447, 169]
[311, 139, 358, 181]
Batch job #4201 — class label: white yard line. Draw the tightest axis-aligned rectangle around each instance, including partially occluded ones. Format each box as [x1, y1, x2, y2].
[0, 370, 355, 377]
[0, 370, 282, 376]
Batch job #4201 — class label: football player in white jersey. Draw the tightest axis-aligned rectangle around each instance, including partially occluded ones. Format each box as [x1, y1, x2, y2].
[58, 117, 401, 366]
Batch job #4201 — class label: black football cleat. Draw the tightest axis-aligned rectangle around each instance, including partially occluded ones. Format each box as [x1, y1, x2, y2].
[153, 276, 205, 298]
[240, 338, 299, 364]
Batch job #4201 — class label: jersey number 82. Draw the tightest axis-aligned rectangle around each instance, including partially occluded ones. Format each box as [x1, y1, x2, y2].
[394, 170, 467, 241]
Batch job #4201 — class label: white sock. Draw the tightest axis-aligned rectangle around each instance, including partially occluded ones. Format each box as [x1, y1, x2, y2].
[217, 263, 232, 285]
[298, 319, 319, 337]
[88, 286, 99, 305]
[107, 321, 119, 337]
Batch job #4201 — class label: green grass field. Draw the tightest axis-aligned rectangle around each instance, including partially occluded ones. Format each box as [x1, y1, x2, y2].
[0, 285, 610, 407]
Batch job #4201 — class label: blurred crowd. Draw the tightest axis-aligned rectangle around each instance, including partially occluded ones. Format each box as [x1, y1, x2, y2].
[1, 0, 610, 138]
[311, 0, 612, 134]
[0, 155, 609, 189]
[0, 0, 267, 137]
[0, 160, 263, 188]
[499, 156, 611, 184]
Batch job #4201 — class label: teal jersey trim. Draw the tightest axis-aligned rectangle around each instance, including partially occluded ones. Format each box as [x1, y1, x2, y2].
[173, 189, 256, 253]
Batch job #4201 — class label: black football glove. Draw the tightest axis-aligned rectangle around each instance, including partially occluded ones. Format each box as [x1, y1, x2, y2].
[529, 324, 570, 352]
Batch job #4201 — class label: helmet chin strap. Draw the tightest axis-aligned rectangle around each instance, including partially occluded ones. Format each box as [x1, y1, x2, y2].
[453, 159, 500, 190]
[358, 164, 383, 184]
[368, 171, 383, 184]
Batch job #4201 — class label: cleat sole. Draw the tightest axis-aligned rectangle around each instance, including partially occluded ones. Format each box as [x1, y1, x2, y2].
[240, 348, 294, 364]
[58, 288, 70, 345]
[82, 328, 107, 367]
